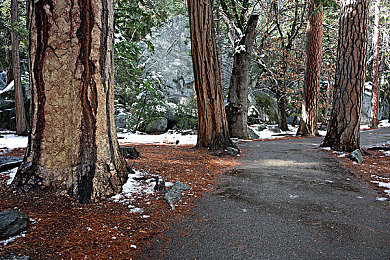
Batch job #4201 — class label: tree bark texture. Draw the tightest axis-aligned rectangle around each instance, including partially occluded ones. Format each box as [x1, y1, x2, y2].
[276, 88, 288, 131]
[368, 0, 381, 128]
[297, 1, 323, 136]
[14, 0, 128, 203]
[322, 0, 369, 152]
[11, 0, 28, 136]
[226, 14, 259, 139]
[187, 0, 234, 151]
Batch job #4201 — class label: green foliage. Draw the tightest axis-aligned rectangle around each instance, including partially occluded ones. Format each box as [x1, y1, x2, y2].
[174, 95, 198, 130]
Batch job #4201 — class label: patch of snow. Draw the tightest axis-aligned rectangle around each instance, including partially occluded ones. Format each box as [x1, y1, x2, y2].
[325, 180, 334, 183]
[356, 196, 363, 199]
[0, 80, 14, 95]
[235, 45, 246, 54]
[378, 120, 390, 128]
[242, 209, 247, 213]
[383, 151, 390, 157]
[376, 197, 388, 202]
[0, 133, 28, 152]
[118, 131, 197, 145]
[289, 195, 299, 199]
[131, 245, 137, 249]
[321, 147, 331, 151]
[337, 153, 347, 157]
[0, 232, 26, 247]
[129, 207, 144, 214]
[371, 181, 390, 196]
[141, 215, 150, 218]
[2, 167, 18, 185]
[318, 130, 327, 136]
[86, 227, 93, 231]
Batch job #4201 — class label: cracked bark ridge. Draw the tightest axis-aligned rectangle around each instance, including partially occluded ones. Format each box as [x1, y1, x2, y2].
[297, 1, 323, 136]
[226, 14, 259, 139]
[187, 0, 236, 152]
[322, 0, 369, 152]
[14, 0, 128, 203]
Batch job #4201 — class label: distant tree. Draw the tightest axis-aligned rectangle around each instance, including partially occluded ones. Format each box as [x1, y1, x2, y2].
[187, 0, 235, 151]
[220, 0, 259, 139]
[369, 0, 381, 128]
[14, 0, 128, 203]
[297, 1, 323, 136]
[11, 0, 27, 135]
[322, 0, 369, 151]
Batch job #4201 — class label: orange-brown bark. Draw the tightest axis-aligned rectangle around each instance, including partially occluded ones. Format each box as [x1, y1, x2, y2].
[297, 1, 323, 136]
[322, 0, 369, 152]
[14, 0, 127, 203]
[187, 0, 235, 151]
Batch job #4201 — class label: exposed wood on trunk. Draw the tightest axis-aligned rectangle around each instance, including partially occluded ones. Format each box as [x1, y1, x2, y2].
[14, 0, 128, 203]
[226, 14, 259, 139]
[369, 0, 381, 128]
[322, 0, 369, 152]
[297, 1, 323, 136]
[187, 0, 235, 152]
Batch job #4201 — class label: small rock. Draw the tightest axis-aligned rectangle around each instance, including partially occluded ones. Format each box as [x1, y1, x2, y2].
[247, 127, 259, 139]
[164, 181, 191, 210]
[267, 125, 281, 133]
[0, 209, 29, 239]
[120, 147, 140, 159]
[226, 147, 239, 156]
[347, 149, 364, 163]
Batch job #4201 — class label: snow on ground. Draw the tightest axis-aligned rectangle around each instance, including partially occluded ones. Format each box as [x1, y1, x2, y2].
[117, 131, 197, 145]
[4, 167, 18, 185]
[0, 132, 28, 155]
[360, 119, 390, 130]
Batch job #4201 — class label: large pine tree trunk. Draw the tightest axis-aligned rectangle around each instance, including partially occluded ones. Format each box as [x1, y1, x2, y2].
[322, 0, 369, 152]
[297, 2, 323, 136]
[11, 0, 28, 136]
[369, 0, 381, 128]
[187, 0, 235, 152]
[226, 14, 259, 139]
[13, 0, 128, 203]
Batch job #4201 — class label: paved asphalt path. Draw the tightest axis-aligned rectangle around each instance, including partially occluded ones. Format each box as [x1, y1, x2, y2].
[144, 128, 390, 259]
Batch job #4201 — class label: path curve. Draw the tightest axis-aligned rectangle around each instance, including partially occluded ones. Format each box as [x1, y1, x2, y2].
[145, 128, 390, 259]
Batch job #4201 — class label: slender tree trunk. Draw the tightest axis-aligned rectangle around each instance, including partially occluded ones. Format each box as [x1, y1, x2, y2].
[276, 87, 289, 131]
[11, 0, 28, 136]
[187, 0, 235, 152]
[323, 71, 333, 125]
[322, 0, 369, 152]
[226, 14, 259, 139]
[369, 0, 381, 128]
[297, 1, 323, 136]
[14, 0, 128, 203]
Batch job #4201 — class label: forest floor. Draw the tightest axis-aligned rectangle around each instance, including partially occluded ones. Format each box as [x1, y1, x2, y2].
[0, 127, 389, 259]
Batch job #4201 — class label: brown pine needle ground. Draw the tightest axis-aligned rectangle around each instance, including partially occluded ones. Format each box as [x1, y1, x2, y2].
[0, 144, 238, 259]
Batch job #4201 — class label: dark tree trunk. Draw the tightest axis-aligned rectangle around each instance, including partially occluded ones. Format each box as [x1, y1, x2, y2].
[13, 0, 128, 203]
[322, 0, 369, 152]
[187, 0, 235, 152]
[297, 2, 323, 136]
[226, 14, 259, 139]
[11, 0, 28, 136]
[276, 89, 289, 131]
[369, 0, 381, 128]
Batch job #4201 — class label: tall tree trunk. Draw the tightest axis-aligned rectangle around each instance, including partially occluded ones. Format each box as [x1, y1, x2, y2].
[323, 72, 333, 125]
[297, 1, 323, 136]
[276, 87, 289, 131]
[11, 0, 28, 136]
[226, 14, 259, 139]
[13, 0, 128, 203]
[322, 0, 369, 152]
[187, 0, 235, 152]
[369, 0, 381, 128]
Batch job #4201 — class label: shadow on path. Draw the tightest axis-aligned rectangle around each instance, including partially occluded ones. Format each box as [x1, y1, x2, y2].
[145, 128, 390, 259]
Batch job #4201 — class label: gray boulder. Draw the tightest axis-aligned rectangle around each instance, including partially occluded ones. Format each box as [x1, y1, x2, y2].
[120, 146, 140, 159]
[347, 149, 364, 163]
[144, 117, 168, 133]
[247, 127, 259, 139]
[164, 181, 191, 210]
[0, 209, 29, 239]
[267, 125, 281, 133]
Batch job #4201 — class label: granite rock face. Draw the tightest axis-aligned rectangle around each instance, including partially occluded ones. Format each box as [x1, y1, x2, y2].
[0, 209, 29, 239]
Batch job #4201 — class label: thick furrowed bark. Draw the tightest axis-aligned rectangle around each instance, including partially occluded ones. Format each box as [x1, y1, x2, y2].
[14, 0, 127, 203]
[297, 2, 323, 137]
[322, 0, 369, 152]
[187, 0, 235, 152]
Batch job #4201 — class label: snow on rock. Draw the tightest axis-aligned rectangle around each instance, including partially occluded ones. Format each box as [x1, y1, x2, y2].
[5, 167, 18, 185]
